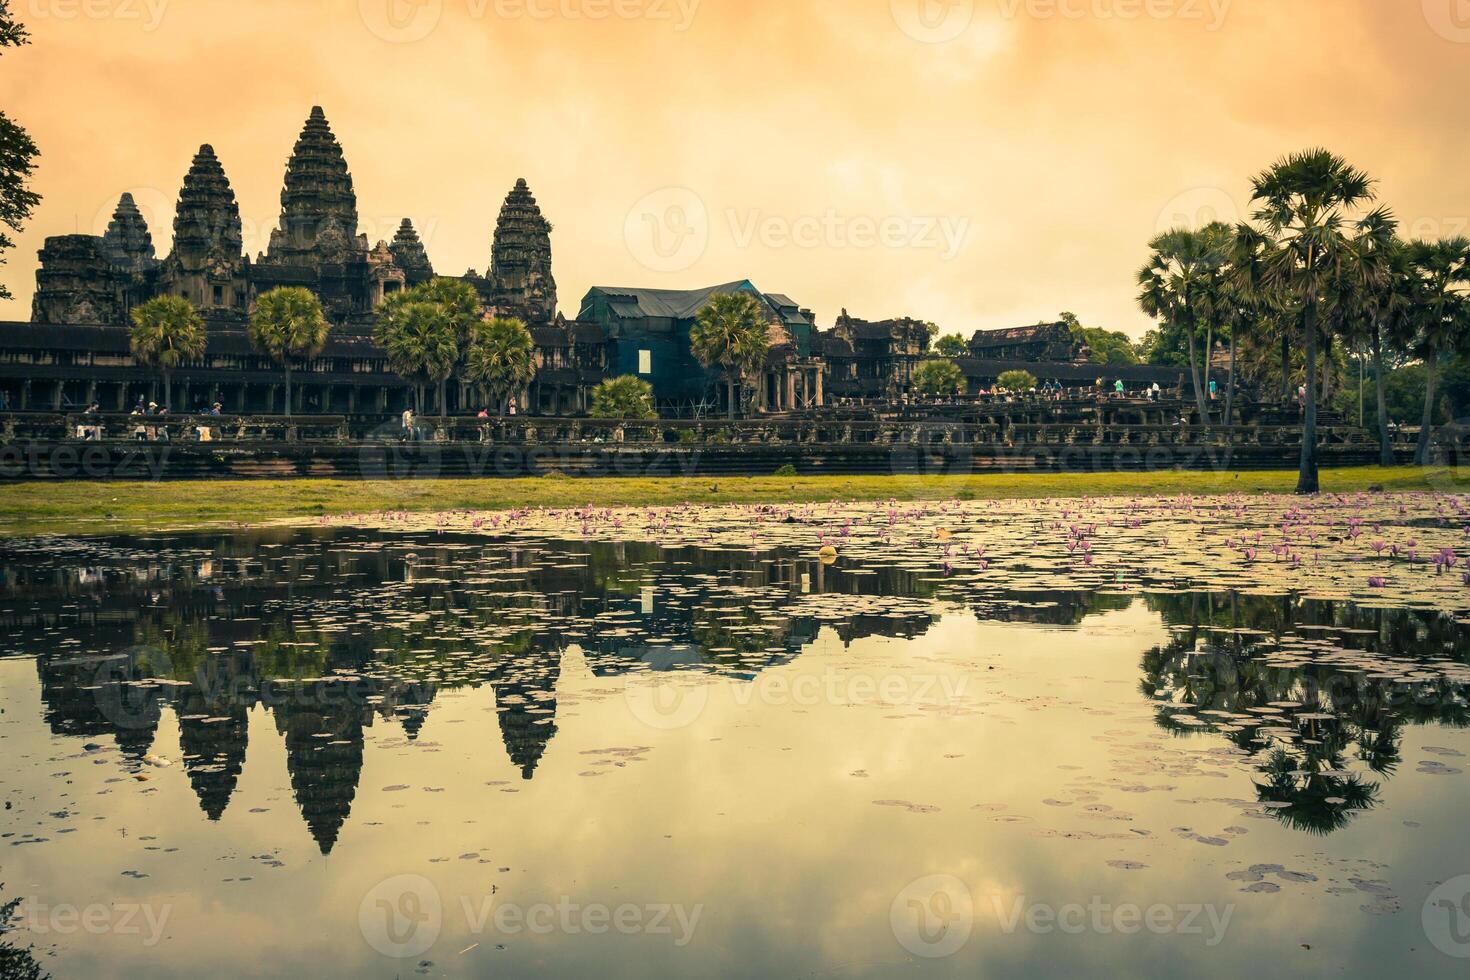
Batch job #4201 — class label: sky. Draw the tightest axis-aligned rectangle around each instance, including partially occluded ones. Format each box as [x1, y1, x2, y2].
[3, 0, 1470, 339]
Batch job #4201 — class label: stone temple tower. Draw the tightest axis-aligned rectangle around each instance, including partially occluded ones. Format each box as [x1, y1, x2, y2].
[389, 218, 434, 286]
[169, 145, 244, 266]
[266, 107, 363, 266]
[488, 178, 557, 324]
[101, 193, 157, 274]
[159, 144, 249, 316]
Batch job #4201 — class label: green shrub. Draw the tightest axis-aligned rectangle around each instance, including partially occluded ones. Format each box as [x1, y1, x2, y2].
[996, 369, 1038, 393]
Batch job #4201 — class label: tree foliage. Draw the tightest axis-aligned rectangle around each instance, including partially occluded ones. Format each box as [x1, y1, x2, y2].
[463, 317, 536, 415]
[249, 287, 329, 416]
[1060, 312, 1140, 366]
[129, 295, 206, 408]
[373, 280, 490, 413]
[0, 1, 39, 302]
[373, 293, 458, 412]
[996, 369, 1038, 393]
[1137, 222, 1232, 423]
[691, 292, 769, 419]
[589, 375, 658, 419]
[933, 334, 969, 358]
[912, 358, 965, 396]
[1, 883, 48, 980]
[1249, 149, 1386, 490]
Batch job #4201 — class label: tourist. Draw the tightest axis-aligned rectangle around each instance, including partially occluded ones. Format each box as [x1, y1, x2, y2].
[81, 402, 102, 441]
[1114, 379, 1125, 399]
[131, 405, 147, 441]
[401, 407, 416, 442]
[1209, 378, 1218, 401]
[0, 391, 9, 412]
[1149, 382, 1161, 403]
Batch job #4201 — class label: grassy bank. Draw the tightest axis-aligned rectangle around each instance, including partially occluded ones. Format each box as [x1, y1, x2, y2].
[0, 467, 1464, 539]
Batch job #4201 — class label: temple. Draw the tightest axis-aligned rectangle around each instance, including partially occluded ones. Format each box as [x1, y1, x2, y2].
[577, 281, 826, 413]
[7, 107, 1189, 417]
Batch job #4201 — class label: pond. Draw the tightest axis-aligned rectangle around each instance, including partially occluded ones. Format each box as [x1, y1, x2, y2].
[2, 493, 1470, 978]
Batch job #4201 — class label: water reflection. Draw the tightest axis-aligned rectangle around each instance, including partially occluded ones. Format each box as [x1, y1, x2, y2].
[1139, 594, 1470, 835]
[3, 529, 1468, 857]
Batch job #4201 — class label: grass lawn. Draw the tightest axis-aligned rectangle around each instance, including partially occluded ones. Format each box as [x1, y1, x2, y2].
[0, 467, 1465, 539]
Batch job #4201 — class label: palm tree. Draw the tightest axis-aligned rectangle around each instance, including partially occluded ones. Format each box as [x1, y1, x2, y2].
[1250, 149, 1381, 493]
[377, 278, 486, 413]
[1375, 243, 1419, 466]
[1224, 224, 1277, 435]
[129, 295, 206, 410]
[463, 317, 536, 416]
[248, 287, 329, 417]
[691, 292, 770, 420]
[373, 293, 459, 414]
[589, 375, 658, 419]
[415, 277, 484, 346]
[1331, 218, 1403, 467]
[1137, 222, 1230, 425]
[421, 278, 487, 413]
[1405, 237, 1470, 466]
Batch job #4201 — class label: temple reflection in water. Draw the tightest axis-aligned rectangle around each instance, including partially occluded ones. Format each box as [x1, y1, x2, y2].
[4, 529, 1469, 851]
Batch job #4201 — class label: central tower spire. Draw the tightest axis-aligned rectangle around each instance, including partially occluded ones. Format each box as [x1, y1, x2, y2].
[265, 106, 362, 265]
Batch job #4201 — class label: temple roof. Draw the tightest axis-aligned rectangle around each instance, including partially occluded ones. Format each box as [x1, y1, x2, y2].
[968, 322, 1071, 346]
[582, 280, 762, 321]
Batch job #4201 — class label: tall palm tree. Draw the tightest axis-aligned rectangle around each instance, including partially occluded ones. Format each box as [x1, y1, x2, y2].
[463, 317, 536, 416]
[1375, 243, 1420, 466]
[691, 292, 770, 420]
[421, 277, 488, 413]
[1333, 217, 1403, 467]
[1405, 237, 1470, 466]
[1225, 224, 1276, 435]
[1250, 149, 1381, 493]
[129, 295, 206, 410]
[373, 293, 459, 414]
[248, 287, 329, 417]
[415, 277, 484, 347]
[1137, 222, 1230, 424]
